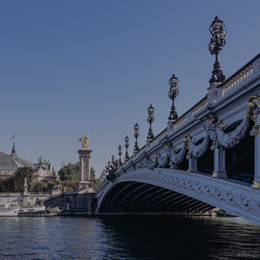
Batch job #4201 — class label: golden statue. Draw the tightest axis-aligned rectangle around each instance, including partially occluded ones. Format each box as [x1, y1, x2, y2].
[78, 135, 90, 148]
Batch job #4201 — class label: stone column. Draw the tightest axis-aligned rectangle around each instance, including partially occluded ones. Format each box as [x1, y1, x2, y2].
[78, 148, 92, 192]
[22, 177, 29, 205]
[23, 177, 28, 195]
[252, 134, 260, 188]
[249, 96, 260, 189]
[188, 157, 198, 173]
[212, 146, 227, 179]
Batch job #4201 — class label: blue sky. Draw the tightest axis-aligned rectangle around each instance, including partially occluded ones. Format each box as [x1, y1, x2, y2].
[0, 0, 260, 176]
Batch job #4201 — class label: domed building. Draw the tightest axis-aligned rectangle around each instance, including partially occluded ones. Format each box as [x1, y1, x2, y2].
[0, 143, 58, 183]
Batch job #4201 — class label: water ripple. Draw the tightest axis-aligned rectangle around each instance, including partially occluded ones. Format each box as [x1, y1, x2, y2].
[0, 216, 259, 260]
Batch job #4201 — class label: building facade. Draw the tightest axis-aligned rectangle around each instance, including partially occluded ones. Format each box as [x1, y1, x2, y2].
[0, 144, 58, 183]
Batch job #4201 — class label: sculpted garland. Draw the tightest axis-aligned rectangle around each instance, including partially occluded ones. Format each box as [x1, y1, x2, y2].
[204, 95, 260, 150]
[140, 135, 190, 169]
[98, 96, 260, 194]
[187, 134, 210, 159]
[138, 95, 260, 171]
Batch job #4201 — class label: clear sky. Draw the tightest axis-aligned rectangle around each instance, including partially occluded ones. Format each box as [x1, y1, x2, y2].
[1, 0, 260, 176]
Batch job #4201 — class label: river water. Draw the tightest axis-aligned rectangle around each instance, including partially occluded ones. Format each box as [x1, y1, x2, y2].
[0, 216, 260, 260]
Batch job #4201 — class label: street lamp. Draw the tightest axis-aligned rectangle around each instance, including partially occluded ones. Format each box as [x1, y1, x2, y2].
[111, 155, 115, 164]
[147, 104, 155, 141]
[209, 16, 227, 84]
[124, 136, 129, 161]
[168, 74, 179, 122]
[133, 123, 140, 153]
[111, 155, 117, 171]
[105, 164, 109, 174]
[118, 145, 122, 165]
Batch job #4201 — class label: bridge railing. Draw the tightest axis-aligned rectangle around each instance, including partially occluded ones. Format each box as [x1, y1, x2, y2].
[191, 97, 208, 116]
[221, 64, 253, 98]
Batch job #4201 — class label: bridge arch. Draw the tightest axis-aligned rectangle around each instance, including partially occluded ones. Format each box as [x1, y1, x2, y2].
[97, 168, 260, 225]
[98, 180, 214, 214]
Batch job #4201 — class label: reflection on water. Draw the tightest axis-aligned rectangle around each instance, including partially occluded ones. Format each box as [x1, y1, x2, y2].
[0, 216, 260, 260]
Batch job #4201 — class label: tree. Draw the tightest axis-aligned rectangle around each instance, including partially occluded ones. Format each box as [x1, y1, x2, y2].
[58, 163, 98, 192]
[13, 167, 34, 192]
[61, 179, 78, 192]
[32, 180, 61, 192]
[0, 177, 15, 192]
[33, 182, 47, 192]
[58, 162, 79, 181]
[90, 167, 99, 191]
[46, 180, 60, 192]
[58, 162, 79, 192]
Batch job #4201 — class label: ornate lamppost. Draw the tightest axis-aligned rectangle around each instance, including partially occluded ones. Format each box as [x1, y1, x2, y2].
[124, 136, 129, 161]
[111, 155, 118, 171]
[147, 104, 155, 141]
[105, 164, 109, 175]
[118, 145, 122, 165]
[133, 123, 140, 153]
[114, 159, 119, 169]
[168, 74, 179, 122]
[209, 16, 227, 84]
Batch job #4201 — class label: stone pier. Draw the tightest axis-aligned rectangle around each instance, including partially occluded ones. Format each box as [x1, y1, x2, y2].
[78, 148, 92, 192]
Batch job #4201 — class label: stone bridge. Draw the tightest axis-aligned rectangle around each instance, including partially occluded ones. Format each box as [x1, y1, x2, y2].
[97, 48, 260, 225]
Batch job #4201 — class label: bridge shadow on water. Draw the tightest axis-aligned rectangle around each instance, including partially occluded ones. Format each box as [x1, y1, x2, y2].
[98, 215, 260, 260]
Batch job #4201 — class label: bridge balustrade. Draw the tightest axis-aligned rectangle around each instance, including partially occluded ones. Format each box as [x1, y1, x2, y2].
[99, 54, 260, 192]
[95, 32, 260, 224]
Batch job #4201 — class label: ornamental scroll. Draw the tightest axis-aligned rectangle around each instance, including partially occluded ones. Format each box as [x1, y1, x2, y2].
[140, 135, 190, 170]
[203, 96, 260, 149]
[187, 134, 210, 159]
[204, 116, 250, 150]
[142, 155, 157, 169]
[168, 135, 190, 167]
[248, 95, 260, 137]
[158, 145, 171, 168]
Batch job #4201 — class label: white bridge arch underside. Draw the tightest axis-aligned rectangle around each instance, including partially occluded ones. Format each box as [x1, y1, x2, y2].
[97, 169, 260, 225]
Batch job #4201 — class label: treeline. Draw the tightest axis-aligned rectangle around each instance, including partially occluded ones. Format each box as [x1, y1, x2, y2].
[0, 167, 59, 192]
[0, 163, 99, 193]
[58, 162, 99, 191]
